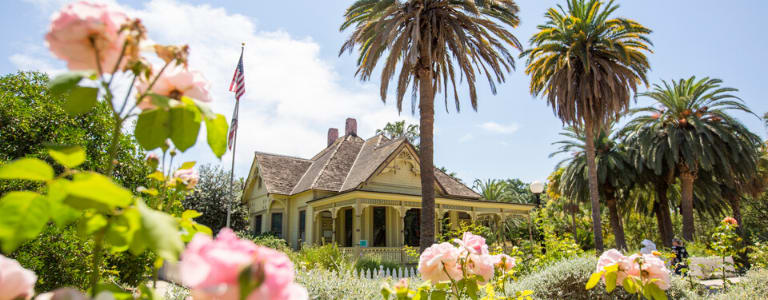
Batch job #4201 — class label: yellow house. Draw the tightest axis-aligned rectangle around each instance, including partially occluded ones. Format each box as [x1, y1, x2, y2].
[241, 118, 534, 261]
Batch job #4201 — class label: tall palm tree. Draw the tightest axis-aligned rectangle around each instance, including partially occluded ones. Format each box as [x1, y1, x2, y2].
[622, 76, 760, 241]
[522, 0, 652, 251]
[340, 0, 522, 251]
[553, 125, 634, 250]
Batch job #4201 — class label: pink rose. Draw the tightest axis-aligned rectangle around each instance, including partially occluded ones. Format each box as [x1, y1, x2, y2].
[467, 254, 495, 283]
[722, 217, 738, 226]
[625, 254, 671, 290]
[454, 232, 488, 255]
[173, 168, 199, 189]
[45, 1, 130, 74]
[0, 254, 37, 300]
[596, 249, 629, 286]
[180, 228, 257, 290]
[418, 242, 463, 282]
[246, 247, 307, 300]
[136, 64, 212, 110]
[491, 254, 515, 272]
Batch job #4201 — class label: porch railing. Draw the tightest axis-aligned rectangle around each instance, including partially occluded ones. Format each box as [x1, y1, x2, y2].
[340, 247, 418, 264]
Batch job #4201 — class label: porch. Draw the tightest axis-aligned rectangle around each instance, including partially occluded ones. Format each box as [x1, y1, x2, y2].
[303, 190, 534, 254]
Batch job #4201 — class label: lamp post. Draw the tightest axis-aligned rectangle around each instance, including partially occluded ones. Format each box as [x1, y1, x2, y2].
[529, 180, 544, 208]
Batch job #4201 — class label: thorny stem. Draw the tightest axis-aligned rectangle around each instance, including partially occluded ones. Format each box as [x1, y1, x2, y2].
[89, 37, 104, 76]
[90, 228, 107, 297]
[107, 40, 129, 88]
[118, 74, 137, 117]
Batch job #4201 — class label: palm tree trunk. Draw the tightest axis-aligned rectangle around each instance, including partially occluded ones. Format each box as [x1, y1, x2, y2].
[417, 67, 436, 252]
[655, 183, 674, 248]
[584, 122, 605, 252]
[606, 197, 627, 250]
[680, 168, 696, 241]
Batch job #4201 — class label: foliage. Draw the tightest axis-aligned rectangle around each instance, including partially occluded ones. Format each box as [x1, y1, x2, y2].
[294, 243, 349, 272]
[708, 217, 742, 289]
[295, 268, 386, 300]
[182, 164, 248, 234]
[354, 254, 400, 272]
[236, 231, 290, 252]
[748, 242, 768, 269]
[440, 221, 494, 244]
[376, 120, 420, 149]
[0, 71, 151, 195]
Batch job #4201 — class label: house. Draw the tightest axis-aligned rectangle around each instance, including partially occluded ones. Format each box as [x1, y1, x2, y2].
[241, 118, 534, 260]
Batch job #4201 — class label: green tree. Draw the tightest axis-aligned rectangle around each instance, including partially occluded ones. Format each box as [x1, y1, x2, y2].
[522, 0, 652, 251]
[340, 0, 522, 251]
[553, 125, 634, 250]
[622, 77, 760, 241]
[0, 71, 151, 193]
[375, 120, 420, 149]
[182, 164, 248, 234]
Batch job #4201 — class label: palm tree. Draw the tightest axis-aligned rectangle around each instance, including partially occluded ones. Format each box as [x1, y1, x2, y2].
[553, 125, 634, 250]
[340, 0, 522, 251]
[622, 77, 760, 241]
[521, 0, 652, 251]
[473, 178, 522, 202]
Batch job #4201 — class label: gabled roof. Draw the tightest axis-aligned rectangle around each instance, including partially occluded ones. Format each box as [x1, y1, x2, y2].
[251, 134, 482, 200]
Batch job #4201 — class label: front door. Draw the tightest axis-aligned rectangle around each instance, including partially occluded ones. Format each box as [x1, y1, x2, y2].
[373, 206, 386, 247]
[404, 209, 420, 247]
[343, 208, 353, 247]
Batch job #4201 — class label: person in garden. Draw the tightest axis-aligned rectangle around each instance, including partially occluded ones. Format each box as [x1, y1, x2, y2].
[671, 238, 689, 276]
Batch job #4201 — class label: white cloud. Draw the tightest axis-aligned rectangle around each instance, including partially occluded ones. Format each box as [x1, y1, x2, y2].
[16, 0, 413, 177]
[479, 122, 519, 134]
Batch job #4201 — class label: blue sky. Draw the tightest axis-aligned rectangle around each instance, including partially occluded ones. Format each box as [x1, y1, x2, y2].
[2, 0, 768, 186]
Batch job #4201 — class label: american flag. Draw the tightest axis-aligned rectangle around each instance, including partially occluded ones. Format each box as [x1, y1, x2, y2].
[228, 49, 245, 150]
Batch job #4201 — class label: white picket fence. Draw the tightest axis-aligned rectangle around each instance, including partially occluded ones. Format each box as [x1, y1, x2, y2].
[353, 265, 419, 280]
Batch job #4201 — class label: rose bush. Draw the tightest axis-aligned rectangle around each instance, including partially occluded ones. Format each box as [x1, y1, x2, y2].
[587, 249, 671, 300]
[0, 255, 36, 300]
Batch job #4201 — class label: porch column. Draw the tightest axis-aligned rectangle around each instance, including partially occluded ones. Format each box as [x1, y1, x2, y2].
[398, 206, 407, 246]
[450, 211, 458, 230]
[306, 206, 314, 245]
[331, 210, 337, 245]
[353, 201, 362, 258]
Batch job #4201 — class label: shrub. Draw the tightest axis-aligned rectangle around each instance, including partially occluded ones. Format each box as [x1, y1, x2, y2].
[505, 255, 691, 299]
[295, 244, 350, 271]
[236, 231, 291, 252]
[295, 268, 389, 299]
[354, 254, 400, 272]
[748, 242, 768, 269]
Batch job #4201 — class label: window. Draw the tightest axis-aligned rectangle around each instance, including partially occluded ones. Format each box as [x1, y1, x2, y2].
[254, 215, 262, 234]
[271, 212, 283, 238]
[373, 207, 386, 247]
[299, 210, 306, 242]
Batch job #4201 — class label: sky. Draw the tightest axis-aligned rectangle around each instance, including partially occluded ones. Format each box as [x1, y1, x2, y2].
[2, 0, 768, 186]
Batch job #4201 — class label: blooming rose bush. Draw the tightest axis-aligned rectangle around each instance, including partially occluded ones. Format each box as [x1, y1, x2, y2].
[386, 232, 530, 299]
[0, 255, 36, 300]
[587, 249, 671, 300]
[180, 229, 307, 300]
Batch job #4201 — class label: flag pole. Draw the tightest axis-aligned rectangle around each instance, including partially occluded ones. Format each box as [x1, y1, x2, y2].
[226, 42, 244, 228]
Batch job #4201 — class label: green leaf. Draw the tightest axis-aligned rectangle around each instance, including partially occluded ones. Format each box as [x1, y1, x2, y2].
[0, 158, 54, 181]
[105, 207, 141, 252]
[465, 279, 479, 300]
[46, 179, 81, 227]
[63, 172, 133, 213]
[0, 192, 50, 253]
[135, 108, 170, 150]
[431, 290, 447, 300]
[147, 94, 172, 108]
[48, 71, 94, 95]
[63, 86, 98, 115]
[179, 161, 196, 170]
[646, 282, 667, 300]
[380, 286, 392, 300]
[136, 200, 184, 262]
[182, 209, 202, 219]
[77, 213, 108, 238]
[147, 171, 165, 182]
[169, 105, 201, 152]
[184, 96, 215, 120]
[605, 270, 617, 293]
[48, 145, 86, 168]
[623, 277, 636, 294]
[205, 114, 228, 159]
[585, 270, 604, 290]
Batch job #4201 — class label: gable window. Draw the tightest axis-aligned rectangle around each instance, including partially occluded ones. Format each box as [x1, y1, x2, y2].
[254, 215, 262, 234]
[372, 207, 387, 247]
[271, 212, 283, 238]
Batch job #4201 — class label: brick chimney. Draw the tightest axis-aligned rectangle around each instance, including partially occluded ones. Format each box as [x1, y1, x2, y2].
[327, 128, 339, 147]
[345, 118, 357, 137]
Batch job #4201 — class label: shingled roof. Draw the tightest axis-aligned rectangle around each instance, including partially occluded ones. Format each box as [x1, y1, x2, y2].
[252, 134, 481, 199]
